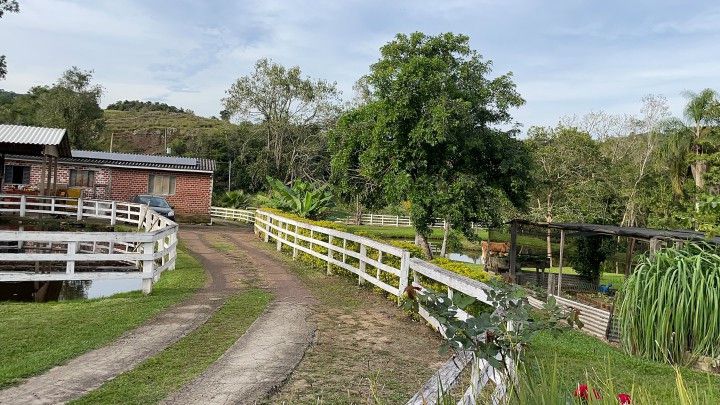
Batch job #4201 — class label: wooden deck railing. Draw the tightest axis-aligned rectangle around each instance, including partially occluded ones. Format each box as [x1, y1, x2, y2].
[0, 194, 177, 293]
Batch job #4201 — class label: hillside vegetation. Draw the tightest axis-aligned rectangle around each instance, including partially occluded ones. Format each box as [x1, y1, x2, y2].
[99, 110, 239, 155]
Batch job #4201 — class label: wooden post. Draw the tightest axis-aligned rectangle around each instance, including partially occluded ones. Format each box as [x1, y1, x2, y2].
[19, 195, 26, 217]
[293, 224, 298, 259]
[45, 156, 52, 195]
[327, 235, 334, 275]
[398, 250, 410, 302]
[508, 221, 518, 282]
[76, 198, 83, 220]
[39, 154, 47, 195]
[66, 241, 77, 274]
[276, 221, 282, 251]
[52, 156, 58, 194]
[142, 241, 154, 294]
[556, 230, 565, 294]
[110, 201, 117, 226]
[359, 244, 367, 285]
[264, 217, 270, 242]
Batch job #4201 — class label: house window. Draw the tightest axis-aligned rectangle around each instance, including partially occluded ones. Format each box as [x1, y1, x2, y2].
[3, 165, 30, 184]
[148, 174, 176, 195]
[69, 170, 95, 187]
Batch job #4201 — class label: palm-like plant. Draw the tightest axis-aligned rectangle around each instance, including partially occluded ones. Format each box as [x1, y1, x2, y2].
[683, 89, 719, 189]
[218, 190, 251, 209]
[266, 177, 333, 219]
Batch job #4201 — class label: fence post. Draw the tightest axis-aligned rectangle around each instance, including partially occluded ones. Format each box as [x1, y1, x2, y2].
[142, 241, 154, 294]
[293, 224, 299, 259]
[19, 195, 26, 217]
[359, 244, 367, 285]
[399, 250, 410, 303]
[110, 201, 117, 226]
[264, 216, 270, 242]
[327, 235, 334, 275]
[276, 221, 283, 251]
[66, 241, 77, 274]
[76, 198, 83, 221]
[396, 215, 399, 227]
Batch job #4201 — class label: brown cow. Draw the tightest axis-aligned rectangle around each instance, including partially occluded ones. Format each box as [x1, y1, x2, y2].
[480, 241, 510, 262]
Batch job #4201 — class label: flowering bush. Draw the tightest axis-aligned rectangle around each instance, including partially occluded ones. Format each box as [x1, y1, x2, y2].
[573, 383, 601, 401]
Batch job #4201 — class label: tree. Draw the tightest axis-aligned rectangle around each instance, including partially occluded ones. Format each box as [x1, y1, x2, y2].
[222, 58, 341, 183]
[32, 67, 105, 149]
[330, 32, 530, 258]
[0, 0, 20, 79]
[683, 89, 719, 190]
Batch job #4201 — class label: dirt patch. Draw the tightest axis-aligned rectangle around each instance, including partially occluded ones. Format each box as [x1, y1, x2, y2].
[226, 227, 449, 404]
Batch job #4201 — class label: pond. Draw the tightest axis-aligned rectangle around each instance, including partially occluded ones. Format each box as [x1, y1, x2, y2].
[0, 217, 140, 302]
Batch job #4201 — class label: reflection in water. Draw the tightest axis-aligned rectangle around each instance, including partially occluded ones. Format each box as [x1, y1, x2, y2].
[0, 279, 142, 302]
[447, 252, 484, 265]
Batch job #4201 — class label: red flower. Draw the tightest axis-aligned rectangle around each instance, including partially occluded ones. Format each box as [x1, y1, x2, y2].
[573, 384, 601, 400]
[617, 393, 631, 404]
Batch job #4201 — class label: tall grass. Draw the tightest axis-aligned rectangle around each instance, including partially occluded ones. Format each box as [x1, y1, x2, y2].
[618, 243, 720, 365]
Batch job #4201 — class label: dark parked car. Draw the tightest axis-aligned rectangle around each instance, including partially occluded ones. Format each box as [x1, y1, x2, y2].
[132, 195, 175, 220]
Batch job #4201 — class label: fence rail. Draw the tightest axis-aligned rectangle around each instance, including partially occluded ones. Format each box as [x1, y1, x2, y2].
[252, 208, 506, 404]
[335, 213, 484, 229]
[210, 206, 255, 223]
[0, 194, 177, 293]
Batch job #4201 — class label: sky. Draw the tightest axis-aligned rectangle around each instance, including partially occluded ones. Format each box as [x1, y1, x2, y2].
[2, 0, 720, 130]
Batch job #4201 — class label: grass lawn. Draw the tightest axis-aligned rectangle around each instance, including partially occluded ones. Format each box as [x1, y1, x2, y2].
[527, 330, 720, 402]
[71, 289, 271, 405]
[0, 247, 206, 388]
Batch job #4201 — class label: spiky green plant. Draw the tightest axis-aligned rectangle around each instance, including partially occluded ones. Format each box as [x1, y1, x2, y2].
[618, 243, 720, 365]
[217, 190, 251, 209]
[265, 177, 333, 219]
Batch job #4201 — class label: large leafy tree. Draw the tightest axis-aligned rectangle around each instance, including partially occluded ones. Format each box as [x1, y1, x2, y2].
[222, 58, 341, 183]
[684, 89, 719, 190]
[0, 67, 104, 149]
[330, 32, 530, 258]
[0, 0, 20, 79]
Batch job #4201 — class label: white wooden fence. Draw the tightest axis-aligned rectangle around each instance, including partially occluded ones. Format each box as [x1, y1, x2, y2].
[0, 194, 177, 293]
[335, 213, 484, 229]
[252, 209, 507, 404]
[210, 206, 255, 223]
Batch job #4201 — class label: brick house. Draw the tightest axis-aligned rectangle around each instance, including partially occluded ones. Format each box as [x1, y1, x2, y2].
[3, 150, 215, 221]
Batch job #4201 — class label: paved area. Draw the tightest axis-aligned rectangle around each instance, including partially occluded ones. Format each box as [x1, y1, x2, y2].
[163, 225, 316, 404]
[0, 226, 247, 405]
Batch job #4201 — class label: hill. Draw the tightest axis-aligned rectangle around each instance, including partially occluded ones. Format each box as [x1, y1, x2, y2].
[100, 110, 239, 155]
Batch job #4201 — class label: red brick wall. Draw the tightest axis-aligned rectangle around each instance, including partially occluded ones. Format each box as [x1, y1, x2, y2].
[2, 160, 111, 198]
[109, 168, 212, 217]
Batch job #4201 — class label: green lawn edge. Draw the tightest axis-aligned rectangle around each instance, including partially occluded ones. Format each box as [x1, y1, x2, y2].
[71, 289, 272, 405]
[0, 247, 206, 388]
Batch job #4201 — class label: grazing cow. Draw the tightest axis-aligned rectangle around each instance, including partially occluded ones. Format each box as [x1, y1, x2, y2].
[480, 241, 510, 263]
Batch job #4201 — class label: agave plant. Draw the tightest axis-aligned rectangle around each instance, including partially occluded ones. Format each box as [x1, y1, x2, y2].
[618, 243, 720, 365]
[217, 190, 251, 209]
[266, 177, 333, 219]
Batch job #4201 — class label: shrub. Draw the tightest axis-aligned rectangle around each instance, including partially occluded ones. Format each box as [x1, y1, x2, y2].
[265, 177, 333, 219]
[430, 257, 492, 283]
[216, 190, 251, 208]
[618, 242, 720, 365]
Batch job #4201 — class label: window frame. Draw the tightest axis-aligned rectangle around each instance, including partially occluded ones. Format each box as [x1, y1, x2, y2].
[148, 174, 176, 196]
[68, 169, 96, 188]
[3, 165, 31, 185]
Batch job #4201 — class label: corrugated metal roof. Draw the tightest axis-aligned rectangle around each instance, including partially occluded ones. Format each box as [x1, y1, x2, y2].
[7, 150, 215, 173]
[0, 124, 67, 145]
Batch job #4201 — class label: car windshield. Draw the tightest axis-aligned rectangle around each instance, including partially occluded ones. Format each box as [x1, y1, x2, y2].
[139, 196, 170, 208]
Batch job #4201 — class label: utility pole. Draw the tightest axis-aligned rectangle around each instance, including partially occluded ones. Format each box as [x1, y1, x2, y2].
[227, 159, 232, 191]
[109, 132, 114, 152]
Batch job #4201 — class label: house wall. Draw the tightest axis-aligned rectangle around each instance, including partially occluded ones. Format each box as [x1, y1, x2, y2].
[109, 167, 212, 220]
[3, 159, 213, 221]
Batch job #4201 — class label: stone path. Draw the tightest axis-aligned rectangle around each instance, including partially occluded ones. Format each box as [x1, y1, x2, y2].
[163, 225, 316, 404]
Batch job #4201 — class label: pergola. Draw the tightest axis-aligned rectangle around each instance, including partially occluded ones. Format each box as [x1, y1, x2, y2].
[507, 219, 720, 292]
[0, 124, 72, 195]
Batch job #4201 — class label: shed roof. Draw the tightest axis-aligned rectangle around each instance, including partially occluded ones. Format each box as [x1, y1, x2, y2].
[8, 150, 215, 173]
[510, 219, 720, 245]
[0, 124, 72, 157]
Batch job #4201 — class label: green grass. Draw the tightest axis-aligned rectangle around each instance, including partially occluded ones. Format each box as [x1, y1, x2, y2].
[527, 330, 720, 402]
[0, 248, 206, 388]
[71, 289, 272, 405]
[210, 240, 235, 253]
[520, 267, 625, 288]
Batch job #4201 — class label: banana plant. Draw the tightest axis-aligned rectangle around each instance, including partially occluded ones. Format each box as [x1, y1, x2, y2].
[266, 176, 333, 219]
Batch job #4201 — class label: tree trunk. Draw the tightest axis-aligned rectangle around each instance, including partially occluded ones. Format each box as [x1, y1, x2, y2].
[354, 195, 362, 225]
[416, 232, 433, 260]
[546, 194, 553, 267]
[440, 220, 450, 257]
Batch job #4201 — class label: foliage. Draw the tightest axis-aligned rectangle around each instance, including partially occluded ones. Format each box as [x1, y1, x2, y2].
[0, 67, 104, 149]
[430, 257, 492, 283]
[330, 32, 531, 259]
[568, 235, 614, 284]
[618, 243, 720, 365]
[223, 58, 341, 184]
[106, 100, 192, 114]
[410, 283, 581, 375]
[263, 177, 333, 219]
[215, 190, 251, 209]
[0, 0, 19, 79]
